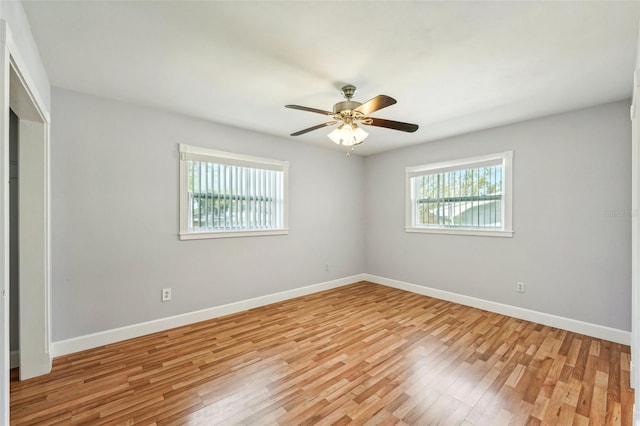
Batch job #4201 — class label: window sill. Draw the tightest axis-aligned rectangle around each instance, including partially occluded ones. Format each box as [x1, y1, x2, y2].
[179, 229, 289, 240]
[405, 227, 513, 238]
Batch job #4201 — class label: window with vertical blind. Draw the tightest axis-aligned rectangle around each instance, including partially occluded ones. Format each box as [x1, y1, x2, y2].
[179, 144, 289, 240]
[406, 151, 513, 237]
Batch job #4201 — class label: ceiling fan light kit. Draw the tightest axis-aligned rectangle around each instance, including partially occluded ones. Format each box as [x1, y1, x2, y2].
[328, 123, 368, 146]
[285, 84, 419, 153]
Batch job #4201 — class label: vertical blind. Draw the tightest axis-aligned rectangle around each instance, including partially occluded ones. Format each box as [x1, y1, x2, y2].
[180, 144, 288, 237]
[187, 161, 284, 232]
[410, 160, 503, 229]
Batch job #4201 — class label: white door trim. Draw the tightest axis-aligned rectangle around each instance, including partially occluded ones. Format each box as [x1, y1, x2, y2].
[631, 67, 640, 425]
[0, 19, 11, 426]
[0, 18, 52, 425]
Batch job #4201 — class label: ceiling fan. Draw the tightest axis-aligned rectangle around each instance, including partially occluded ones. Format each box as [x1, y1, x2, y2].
[285, 84, 419, 152]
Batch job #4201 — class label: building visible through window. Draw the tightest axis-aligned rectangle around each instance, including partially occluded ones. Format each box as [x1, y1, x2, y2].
[406, 151, 513, 237]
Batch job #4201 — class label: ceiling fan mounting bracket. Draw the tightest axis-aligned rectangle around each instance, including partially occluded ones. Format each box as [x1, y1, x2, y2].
[333, 84, 362, 114]
[340, 84, 357, 100]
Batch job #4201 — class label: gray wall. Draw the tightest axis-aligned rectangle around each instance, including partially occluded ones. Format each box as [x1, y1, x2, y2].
[51, 88, 632, 341]
[50, 87, 365, 341]
[365, 101, 632, 331]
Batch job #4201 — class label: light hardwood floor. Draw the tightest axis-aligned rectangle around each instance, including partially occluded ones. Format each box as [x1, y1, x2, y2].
[10, 282, 633, 425]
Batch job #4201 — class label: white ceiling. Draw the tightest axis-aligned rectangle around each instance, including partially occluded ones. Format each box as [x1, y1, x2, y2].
[22, 1, 640, 156]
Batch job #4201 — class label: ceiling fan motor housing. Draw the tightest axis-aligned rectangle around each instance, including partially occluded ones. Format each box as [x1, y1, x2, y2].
[333, 100, 362, 114]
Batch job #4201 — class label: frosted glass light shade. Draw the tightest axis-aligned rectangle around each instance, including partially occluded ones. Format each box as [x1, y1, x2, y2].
[353, 126, 368, 143]
[328, 123, 368, 146]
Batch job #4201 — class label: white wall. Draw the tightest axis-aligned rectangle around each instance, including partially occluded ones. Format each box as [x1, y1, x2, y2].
[0, 0, 50, 112]
[50, 87, 365, 342]
[365, 101, 631, 331]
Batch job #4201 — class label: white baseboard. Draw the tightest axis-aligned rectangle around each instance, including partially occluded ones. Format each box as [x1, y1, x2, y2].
[51, 272, 629, 358]
[10, 350, 18, 369]
[364, 274, 631, 345]
[51, 274, 366, 357]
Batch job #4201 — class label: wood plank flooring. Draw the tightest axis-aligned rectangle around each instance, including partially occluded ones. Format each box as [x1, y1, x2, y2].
[10, 282, 633, 425]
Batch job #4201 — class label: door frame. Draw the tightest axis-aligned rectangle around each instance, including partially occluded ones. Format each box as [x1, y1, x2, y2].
[0, 19, 51, 425]
[632, 66, 640, 425]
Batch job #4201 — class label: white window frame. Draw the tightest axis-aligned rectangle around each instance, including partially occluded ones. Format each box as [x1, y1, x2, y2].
[179, 144, 289, 240]
[405, 151, 513, 237]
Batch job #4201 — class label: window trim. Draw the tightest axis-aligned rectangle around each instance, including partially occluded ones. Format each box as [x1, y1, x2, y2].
[179, 144, 289, 240]
[405, 151, 513, 237]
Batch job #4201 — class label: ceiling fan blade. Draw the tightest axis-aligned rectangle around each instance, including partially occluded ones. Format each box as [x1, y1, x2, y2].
[291, 121, 337, 136]
[285, 105, 334, 116]
[354, 95, 397, 115]
[361, 117, 419, 133]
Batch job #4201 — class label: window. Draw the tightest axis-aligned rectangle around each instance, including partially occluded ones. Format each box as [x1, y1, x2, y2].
[179, 144, 288, 240]
[406, 151, 513, 237]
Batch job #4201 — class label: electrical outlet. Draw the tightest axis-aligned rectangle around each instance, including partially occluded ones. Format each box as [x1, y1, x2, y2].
[516, 282, 525, 293]
[161, 288, 172, 302]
